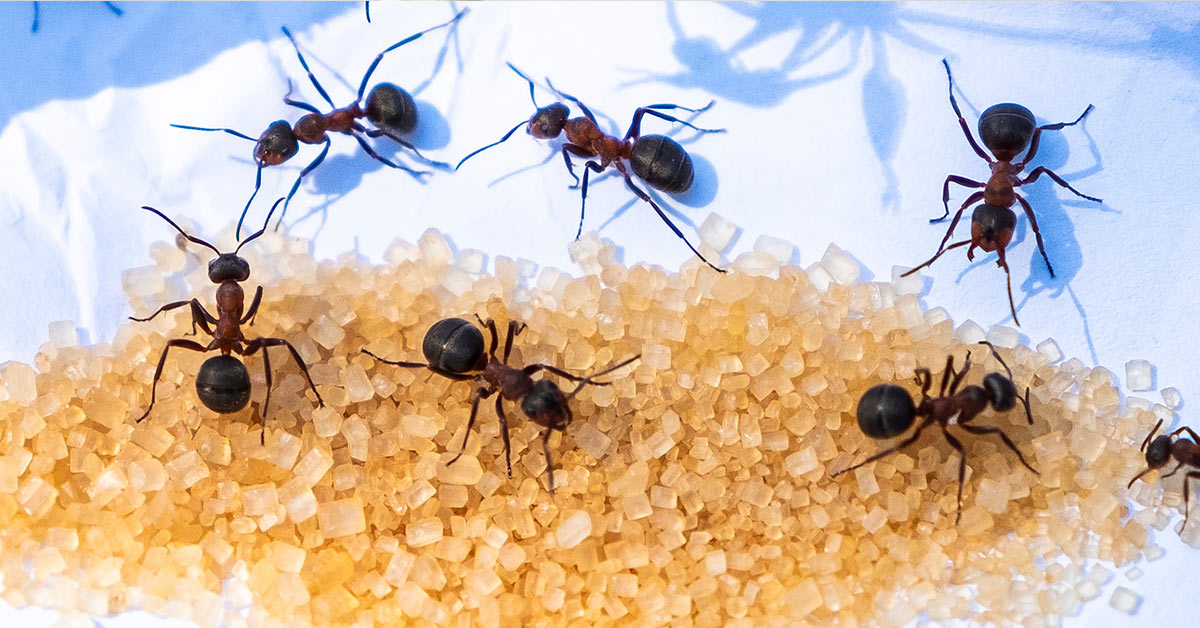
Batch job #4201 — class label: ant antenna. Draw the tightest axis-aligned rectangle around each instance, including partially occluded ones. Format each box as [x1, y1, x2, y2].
[564, 354, 641, 402]
[1142, 419, 1164, 453]
[140, 206, 221, 256]
[236, 197, 285, 253]
[507, 62, 541, 108]
[978, 340, 1033, 424]
[455, 121, 527, 170]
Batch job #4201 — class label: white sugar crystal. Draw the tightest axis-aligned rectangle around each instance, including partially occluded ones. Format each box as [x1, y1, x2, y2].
[1125, 567, 1143, 581]
[1, 362, 38, 404]
[986, 325, 1019, 349]
[1125, 359, 1153, 392]
[1036, 338, 1062, 363]
[418, 229, 454, 268]
[569, 234, 604, 275]
[309, 314, 345, 350]
[384, 239, 419, 265]
[342, 364, 374, 403]
[890, 265, 922, 296]
[48, 321, 78, 348]
[1108, 586, 1139, 614]
[806, 263, 833, 292]
[455, 249, 486, 274]
[555, 510, 592, 549]
[753, 235, 796, 265]
[819, 244, 860, 284]
[954, 319, 986, 344]
[1162, 387, 1182, 409]
[121, 266, 165, 298]
[515, 258, 538, 278]
[698, 213, 737, 252]
[785, 449, 818, 477]
[732, 251, 778, 277]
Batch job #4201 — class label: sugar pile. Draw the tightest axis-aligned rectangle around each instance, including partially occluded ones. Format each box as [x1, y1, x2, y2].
[0, 219, 1178, 627]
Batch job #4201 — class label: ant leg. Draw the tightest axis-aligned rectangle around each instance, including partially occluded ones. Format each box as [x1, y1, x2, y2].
[958, 424, 1038, 475]
[941, 59, 991, 163]
[1170, 427, 1200, 443]
[947, 351, 973, 395]
[104, 2, 122, 16]
[455, 120, 526, 171]
[942, 427, 968, 524]
[474, 315, 500, 359]
[1160, 462, 1184, 482]
[364, 0, 370, 23]
[257, 342, 274, 445]
[280, 26, 337, 109]
[31, 2, 39, 33]
[932, 175, 985, 223]
[935, 192, 983, 253]
[1021, 104, 1093, 166]
[244, 338, 324, 407]
[136, 339, 209, 422]
[131, 298, 200, 324]
[575, 160, 607, 239]
[169, 124, 257, 142]
[1184, 471, 1200, 525]
[542, 427, 557, 495]
[360, 350, 475, 381]
[561, 144, 592, 188]
[914, 368, 933, 398]
[283, 80, 322, 115]
[241, 286, 264, 325]
[996, 248, 1020, 326]
[624, 103, 726, 140]
[495, 396, 513, 478]
[900, 239, 970, 278]
[1013, 195, 1054, 279]
[977, 340, 1032, 423]
[351, 133, 431, 179]
[545, 78, 598, 126]
[355, 8, 469, 101]
[1142, 419, 1164, 452]
[1020, 167, 1102, 203]
[502, 320, 524, 364]
[363, 128, 450, 169]
[237, 165, 264, 241]
[447, 387, 492, 466]
[832, 418, 934, 478]
[938, 355, 955, 397]
[621, 173, 725, 273]
[279, 139, 331, 229]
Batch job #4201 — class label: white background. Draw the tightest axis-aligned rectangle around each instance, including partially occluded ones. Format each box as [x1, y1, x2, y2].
[0, 2, 1197, 626]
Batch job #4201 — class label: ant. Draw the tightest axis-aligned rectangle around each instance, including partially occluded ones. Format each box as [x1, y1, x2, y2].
[172, 8, 467, 239]
[1129, 419, 1200, 527]
[921, 59, 1102, 283]
[362, 316, 639, 493]
[455, 63, 727, 272]
[31, 1, 121, 33]
[131, 198, 324, 441]
[833, 341, 1038, 523]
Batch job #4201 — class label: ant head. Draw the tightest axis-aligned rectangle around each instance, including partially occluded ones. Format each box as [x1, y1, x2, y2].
[856, 384, 916, 440]
[521, 379, 570, 429]
[196, 355, 251, 413]
[528, 103, 568, 138]
[255, 120, 299, 166]
[366, 83, 418, 135]
[981, 372, 1018, 412]
[207, 253, 251, 284]
[422, 318, 486, 374]
[293, 113, 328, 145]
[978, 103, 1035, 161]
[630, 135, 694, 194]
[1146, 435, 1172, 469]
[970, 204, 1016, 253]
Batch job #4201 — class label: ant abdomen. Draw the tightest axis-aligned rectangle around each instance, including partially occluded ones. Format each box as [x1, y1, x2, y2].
[982, 372, 1018, 412]
[423, 318, 485, 373]
[366, 83, 418, 135]
[255, 120, 299, 166]
[856, 383, 916, 439]
[196, 355, 252, 413]
[978, 103, 1035, 155]
[630, 134, 694, 194]
[521, 379, 568, 428]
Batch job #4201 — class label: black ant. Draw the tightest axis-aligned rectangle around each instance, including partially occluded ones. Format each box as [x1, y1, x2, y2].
[362, 316, 639, 493]
[31, 1, 121, 33]
[131, 198, 324, 441]
[833, 341, 1038, 523]
[172, 8, 467, 239]
[1129, 419, 1200, 528]
[455, 63, 727, 272]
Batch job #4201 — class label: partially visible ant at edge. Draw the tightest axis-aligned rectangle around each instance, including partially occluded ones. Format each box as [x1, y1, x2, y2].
[456, 62, 728, 273]
[172, 8, 467, 239]
[31, 1, 122, 33]
[131, 198, 325, 443]
[1129, 419, 1200, 530]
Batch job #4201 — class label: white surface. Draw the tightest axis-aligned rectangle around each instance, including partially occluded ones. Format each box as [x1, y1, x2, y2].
[1, 1, 1198, 626]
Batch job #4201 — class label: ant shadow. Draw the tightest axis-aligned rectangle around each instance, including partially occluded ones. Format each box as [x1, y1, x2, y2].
[0, 2, 352, 130]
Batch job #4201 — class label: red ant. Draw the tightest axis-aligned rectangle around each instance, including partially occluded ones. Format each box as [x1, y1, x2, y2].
[456, 63, 727, 272]
[903, 60, 1103, 325]
[833, 341, 1037, 523]
[363, 316, 639, 493]
[172, 8, 467, 239]
[1129, 419, 1200, 527]
[131, 198, 324, 441]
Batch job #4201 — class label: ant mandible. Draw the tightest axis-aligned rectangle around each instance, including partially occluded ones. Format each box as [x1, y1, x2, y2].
[131, 198, 324, 440]
[927, 59, 1102, 277]
[456, 63, 727, 272]
[1129, 419, 1200, 528]
[833, 341, 1038, 523]
[172, 8, 467, 239]
[362, 316, 640, 493]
